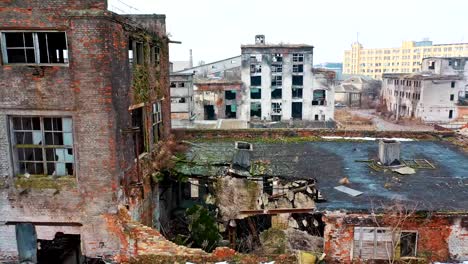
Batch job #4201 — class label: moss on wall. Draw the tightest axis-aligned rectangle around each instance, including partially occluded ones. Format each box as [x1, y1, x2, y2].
[14, 176, 76, 190]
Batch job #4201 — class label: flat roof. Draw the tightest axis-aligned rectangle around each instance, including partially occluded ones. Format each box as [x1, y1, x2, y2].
[241, 44, 314, 49]
[176, 140, 468, 212]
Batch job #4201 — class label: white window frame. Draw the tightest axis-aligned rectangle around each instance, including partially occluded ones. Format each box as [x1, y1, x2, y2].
[292, 53, 304, 62]
[1, 31, 69, 66]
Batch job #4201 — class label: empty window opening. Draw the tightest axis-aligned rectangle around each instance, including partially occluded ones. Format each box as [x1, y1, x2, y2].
[250, 102, 261, 118]
[272, 102, 282, 115]
[251, 88, 261, 99]
[450, 94, 454, 101]
[272, 53, 283, 63]
[451, 81, 456, 88]
[272, 75, 282, 86]
[204, 105, 216, 120]
[428, 61, 435, 69]
[225, 104, 237, 119]
[37, 233, 82, 264]
[251, 76, 261, 86]
[2, 32, 68, 64]
[11, 116, 74, 176]
[271, 87, 282, 99]
[272, 64, 282, 73]
[293, 64, 304, 73]
[314, 115, 319, 121]
[178, 82, 185, 88]
[225, 90, 237, 100]
[292, 87, 303, 99]
[131, 107, 145, 155]
[170, 82, 176, 88]
[250, 64, 262, 74]
[152, 102, 162, 143]
[312, 90, 326, 105]
[449, 110, 453, 119]
[292, 102, 302, 120]
[400, 231, 418, 257]
[292, 75, 303, 86]
[293, 53, 304, 62]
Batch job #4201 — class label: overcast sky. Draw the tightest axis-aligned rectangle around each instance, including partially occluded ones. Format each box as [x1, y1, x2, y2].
[108, 0, 468, 65]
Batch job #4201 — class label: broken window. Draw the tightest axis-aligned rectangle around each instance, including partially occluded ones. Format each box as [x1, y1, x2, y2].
[293, 64, 303, 73]
[292, 75, 303, 86]
[449, 110, 453, 119]
[177, 82, 185, 88]
[170, 82, 176, 88]
[152, 102, 162, 143]
[1, 32, 68, 64]
[272, 75, 282, 86]
[250, 64, 262, 74]
[250, 102, 261, 118]
[272, 53, 283, 63]
[450, 94, 454, 101]
[251, 76, 261, 86]
[10, 116, 74, 176]
[250, 88, 262, 99]
[150, 45, 160, 66]
[250, 88, 261, 99]
[400, 231, 418, 257]
[128, 39, 144, 65]
[428, 60, 435, 70]
[131, 107, 145, 155]
[292, 87, 303, 99]
[353, 227, 393, 260]
[292, 53, 304, 62]
[312, 90, 326, 105]
[271, 87, 282, 99]
[225, 104, 237, 119]
[272, 64, 282, 73]
[225, 90, 236, 100]
[451, 81, 456, 88]
[250, 54, 262, 63]
[272, 102, 282, 115]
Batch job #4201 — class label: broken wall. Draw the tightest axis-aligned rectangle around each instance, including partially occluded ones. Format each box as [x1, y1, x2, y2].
[323, 212, 468, 263]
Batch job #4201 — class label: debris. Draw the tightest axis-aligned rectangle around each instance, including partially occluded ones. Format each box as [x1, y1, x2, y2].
[288, 218, 299, 229]
[339, 177, 350, 185]
[392, 166, 416, 175]
[293, 192, 315, 208]
[334, 185, 363, 197]
[285, 228, 323, 252]
[302, 219, 308, 227]
[205, 194, 216, 204]
[287, 190, 295, 201]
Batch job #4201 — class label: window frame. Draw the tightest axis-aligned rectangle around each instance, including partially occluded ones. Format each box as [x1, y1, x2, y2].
[9, 116, 75, 177]
[1, 30, 69, 66]
[292, 53, 304, 62]
[152, 101, 163, 144]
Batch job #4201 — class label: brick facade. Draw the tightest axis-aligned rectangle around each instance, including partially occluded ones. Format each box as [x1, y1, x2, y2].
[0, 0, 171, 261]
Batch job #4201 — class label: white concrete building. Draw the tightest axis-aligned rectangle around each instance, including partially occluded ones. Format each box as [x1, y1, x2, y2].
[170, 73, 195, 128]
[239, 35, 335, 122]
[381, 57, 468, 123]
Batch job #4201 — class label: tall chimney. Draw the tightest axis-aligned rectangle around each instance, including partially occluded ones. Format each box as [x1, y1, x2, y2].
[379, 140, 401, 166]
[189, 49, 193, 68]
[255, 35, 265, 45]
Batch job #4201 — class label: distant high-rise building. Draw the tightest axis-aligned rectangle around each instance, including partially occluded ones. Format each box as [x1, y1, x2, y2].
[344, 40, 468, 80]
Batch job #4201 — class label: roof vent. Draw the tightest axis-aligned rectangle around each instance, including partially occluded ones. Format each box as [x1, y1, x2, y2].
[235, 141, 253, 151]
[379, 140, 401, 166]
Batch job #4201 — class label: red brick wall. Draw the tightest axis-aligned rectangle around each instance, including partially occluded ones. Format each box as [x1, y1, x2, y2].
[323, 213, 466, 263]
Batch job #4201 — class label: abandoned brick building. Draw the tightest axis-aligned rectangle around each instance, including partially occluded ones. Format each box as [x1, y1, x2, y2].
[0, 0, 173, 262]
[172, 129, 468, 263]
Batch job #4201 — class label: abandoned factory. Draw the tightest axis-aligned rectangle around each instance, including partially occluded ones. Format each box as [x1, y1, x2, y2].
[0, 1, 467, 264]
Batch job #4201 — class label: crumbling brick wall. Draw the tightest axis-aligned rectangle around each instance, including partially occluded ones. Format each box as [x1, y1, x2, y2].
[0, 0, 171, 260]
[323, 212, 468, 263]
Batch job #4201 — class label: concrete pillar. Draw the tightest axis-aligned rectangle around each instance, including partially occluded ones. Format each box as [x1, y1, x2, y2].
[379, 140, 401, 166]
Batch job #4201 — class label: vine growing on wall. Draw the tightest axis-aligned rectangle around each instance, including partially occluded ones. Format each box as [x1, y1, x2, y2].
[133, 64, 150, 103]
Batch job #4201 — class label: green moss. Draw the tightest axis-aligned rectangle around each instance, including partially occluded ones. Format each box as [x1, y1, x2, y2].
[14, 175, 76, 190]
[260, 228, 288, 254]
[245, 180, 259, 209]
[132, 65, 150, 103]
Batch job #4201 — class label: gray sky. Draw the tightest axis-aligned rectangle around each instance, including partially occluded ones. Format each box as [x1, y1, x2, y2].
[108, 0, 468, 65]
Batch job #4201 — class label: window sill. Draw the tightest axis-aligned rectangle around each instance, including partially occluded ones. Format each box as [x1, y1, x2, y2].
[3, 63, 69, 67]
[14, 175, 76, 190]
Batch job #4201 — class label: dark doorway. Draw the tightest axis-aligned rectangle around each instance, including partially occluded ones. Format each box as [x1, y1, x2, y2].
[292, 102, 302, 120]
[204, 105, 216, 120]
[38, 233, 82, 264]
[400, 232, 417, 257]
